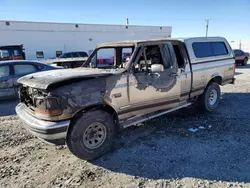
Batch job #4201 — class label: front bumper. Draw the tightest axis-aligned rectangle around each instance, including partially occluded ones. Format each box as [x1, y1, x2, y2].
[16, 103, 70, 145]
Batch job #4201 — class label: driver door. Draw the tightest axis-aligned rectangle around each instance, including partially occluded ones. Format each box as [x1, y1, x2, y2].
[0, 64, 15, 99]
[127, 43, 181, 116]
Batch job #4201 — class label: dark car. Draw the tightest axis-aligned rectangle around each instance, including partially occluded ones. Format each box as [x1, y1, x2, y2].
[58, 51, 88, 58]
[233, 49, 249, 66]
[0, 60, 61, 100]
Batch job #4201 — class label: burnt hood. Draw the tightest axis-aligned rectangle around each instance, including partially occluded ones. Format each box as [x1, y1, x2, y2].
[18, 68, 123, 90]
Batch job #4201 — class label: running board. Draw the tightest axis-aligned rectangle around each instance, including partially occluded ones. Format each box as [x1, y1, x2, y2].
[120, 101, 192, 129]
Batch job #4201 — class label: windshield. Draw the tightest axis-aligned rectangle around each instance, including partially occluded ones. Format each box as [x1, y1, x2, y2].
[83, 46, 134, 69]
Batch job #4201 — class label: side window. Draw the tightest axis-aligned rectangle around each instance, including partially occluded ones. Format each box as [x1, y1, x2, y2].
[13, 49, 21, 57]
[72, 52, 80, 58]
[234, 50, 240, 55]
[79, 52, 88, 57]
[192, 42, 213, 58]
[239, 50, 244, 55]
[65, 53, 72, 58]
[135, 45, 164, 72]
[14, 64, 37, 75]
[0, 50, 10, 58]
[36, 51, 44, 58]
[36, 64, 44, 70]
[56, 51, 62, 57]
[211, 42, 228, 56]
[0, 66, 10, 77]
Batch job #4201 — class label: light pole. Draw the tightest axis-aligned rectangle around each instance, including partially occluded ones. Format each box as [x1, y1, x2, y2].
[205, 19, 211, 37]
[231, 40, 242, 49]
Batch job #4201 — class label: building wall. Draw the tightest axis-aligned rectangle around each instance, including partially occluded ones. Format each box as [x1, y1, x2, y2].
[0, 21, 172, 59]
[230, 40, 250, 53]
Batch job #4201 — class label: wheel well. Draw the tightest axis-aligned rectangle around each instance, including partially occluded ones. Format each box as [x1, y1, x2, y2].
[70, 104, 119, 126]
[209, 76, 222, 85]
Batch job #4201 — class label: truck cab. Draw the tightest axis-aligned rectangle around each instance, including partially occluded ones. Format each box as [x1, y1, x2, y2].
[0, 45, 25, 61]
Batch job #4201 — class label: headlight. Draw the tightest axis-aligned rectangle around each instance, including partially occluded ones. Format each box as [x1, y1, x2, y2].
[34, 97, 62, 117]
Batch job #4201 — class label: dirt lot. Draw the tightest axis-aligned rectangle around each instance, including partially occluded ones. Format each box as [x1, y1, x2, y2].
[0, 64, 250, 188]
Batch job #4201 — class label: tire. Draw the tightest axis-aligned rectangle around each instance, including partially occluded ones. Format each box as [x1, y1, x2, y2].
[62, 62, 72, 68]
[66, 109, 117, 160]
[242, 58, 248, 66]
[198, 82, 221, 112]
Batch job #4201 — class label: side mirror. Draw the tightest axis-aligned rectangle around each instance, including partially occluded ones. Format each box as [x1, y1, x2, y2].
[151, 64, 164, 73]
[0, 50, 3, 59]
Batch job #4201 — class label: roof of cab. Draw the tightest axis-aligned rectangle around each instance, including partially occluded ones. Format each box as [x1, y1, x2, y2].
[96, 37, 226, 48]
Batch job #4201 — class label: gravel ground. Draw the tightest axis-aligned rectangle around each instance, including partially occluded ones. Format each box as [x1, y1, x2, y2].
[0, 64, 250, 188]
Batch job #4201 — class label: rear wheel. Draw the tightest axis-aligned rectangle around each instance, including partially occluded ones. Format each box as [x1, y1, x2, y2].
[66, 109, 117, 160]
[62, 62, 72, 68]
[242, 58, 248, 66]
[198, 82, 221, 112]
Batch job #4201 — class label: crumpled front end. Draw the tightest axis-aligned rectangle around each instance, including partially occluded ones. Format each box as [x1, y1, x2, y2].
[16, 103, 70, 145]
[16, 75, 108, 144]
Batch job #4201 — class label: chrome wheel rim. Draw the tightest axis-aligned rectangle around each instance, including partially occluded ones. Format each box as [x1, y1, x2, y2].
[208, 89, 218, 106]
[83, 122, 107, 149]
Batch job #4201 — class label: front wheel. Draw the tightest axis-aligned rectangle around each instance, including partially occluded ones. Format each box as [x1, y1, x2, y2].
[242, 58, 248, 66]
[198, 82, 221, 112]
[66, 109, 117, 160]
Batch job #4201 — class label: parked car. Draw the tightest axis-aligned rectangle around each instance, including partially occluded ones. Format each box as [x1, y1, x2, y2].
[233, 49, 249, 66]
[44, 51, 89, 68]
[16, 37, 235, 160]
[0, 44, 26, 61]
[58, 51, 88, 58]
[0, 60, 61, 100]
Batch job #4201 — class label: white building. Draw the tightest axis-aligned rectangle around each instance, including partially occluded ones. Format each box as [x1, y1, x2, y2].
[0, 20, 172, 60]
[230, 40, 250, 53]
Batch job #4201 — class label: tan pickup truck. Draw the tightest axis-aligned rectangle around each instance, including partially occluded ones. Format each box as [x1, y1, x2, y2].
[16, 37, 235, 160]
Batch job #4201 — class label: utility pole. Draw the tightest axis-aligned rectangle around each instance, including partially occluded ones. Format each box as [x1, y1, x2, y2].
[239, 39, 242, 50]
[205, 19, 211, 37]
[126, 18, 129, 26]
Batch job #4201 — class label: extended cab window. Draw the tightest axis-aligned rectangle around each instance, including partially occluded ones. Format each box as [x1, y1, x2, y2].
[193, 42, 228, 58]
[211, 42, 228, 56]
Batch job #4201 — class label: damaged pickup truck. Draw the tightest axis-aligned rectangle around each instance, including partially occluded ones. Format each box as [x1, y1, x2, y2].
[16, 37, 235, 160]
